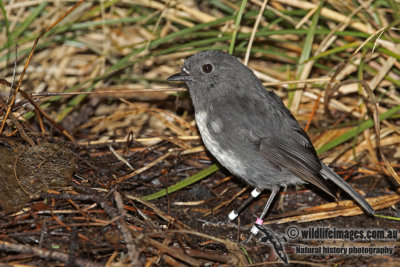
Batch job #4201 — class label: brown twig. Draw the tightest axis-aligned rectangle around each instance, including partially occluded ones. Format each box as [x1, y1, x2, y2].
[113, 150, 173, 185]
[304, 92, 321, 133]
[0, 240, 102, 267]
[114, 191, 140, 264]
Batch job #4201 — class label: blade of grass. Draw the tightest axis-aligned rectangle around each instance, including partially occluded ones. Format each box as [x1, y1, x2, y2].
[374, 214, 400, 221]
[388, 0, 400, 21]
[80, 0, 119, 20]
[210, 0, 236, 14]
[0, 2, 47, 51]
[288, 0, 324, 109]
[306, 41, 360, 63]
[229, 0, 247, 55]
[0, 0, 11, 63]
[141, 164, 219, 201]
[0, 0, 9, 31]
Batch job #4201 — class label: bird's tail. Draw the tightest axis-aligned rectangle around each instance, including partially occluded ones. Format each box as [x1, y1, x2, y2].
[320, 163, 375, 216]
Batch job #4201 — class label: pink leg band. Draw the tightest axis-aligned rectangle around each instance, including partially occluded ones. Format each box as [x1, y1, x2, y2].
[255, 218, 263, 225]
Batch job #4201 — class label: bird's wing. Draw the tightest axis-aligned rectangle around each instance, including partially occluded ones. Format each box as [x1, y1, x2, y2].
[211, 92, 334, 197]
[256, 127, 337, 198]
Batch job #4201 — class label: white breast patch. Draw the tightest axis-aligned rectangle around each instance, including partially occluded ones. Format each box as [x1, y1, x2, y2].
[195, 110, 247, 177]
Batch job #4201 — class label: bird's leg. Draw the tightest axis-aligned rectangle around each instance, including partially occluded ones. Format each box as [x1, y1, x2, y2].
[251, 187, 280, 235]
[228, 188, 262, 220]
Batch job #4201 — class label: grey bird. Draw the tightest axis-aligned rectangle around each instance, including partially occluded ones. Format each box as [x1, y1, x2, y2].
[167, 50, 374, 233]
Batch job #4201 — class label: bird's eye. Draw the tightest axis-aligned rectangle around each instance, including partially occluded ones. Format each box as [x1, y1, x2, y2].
[202, 64, 213, 73]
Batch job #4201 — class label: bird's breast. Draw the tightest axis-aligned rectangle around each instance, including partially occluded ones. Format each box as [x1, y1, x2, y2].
[195, 110, 248, 178]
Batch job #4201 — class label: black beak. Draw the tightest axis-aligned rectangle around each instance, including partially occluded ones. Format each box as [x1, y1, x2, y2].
[167, 70, 192, 82]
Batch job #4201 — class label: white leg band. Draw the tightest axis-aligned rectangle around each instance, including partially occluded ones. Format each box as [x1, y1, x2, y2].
[251, 225, 259, 234]
[228, 210, 238, 220]
[251, 188, 262, 198]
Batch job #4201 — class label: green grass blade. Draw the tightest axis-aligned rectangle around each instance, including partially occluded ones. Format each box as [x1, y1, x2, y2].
[0, 0, 10, 39]
[141, 164, 219, 201]
[306, 41, 360, 63]
[240, 246, 253, 264]
[388, 0, 400, 21]
[298, 3, 323, 67]
[1, 2, 47, 50]
[374, 214, 400, 221]
[80, 0, 119, 20]
[0, 0, 11, 63]
[288, 1, 324, 107]
[210, 0, 236, 14]
[229, 0, 247, 55]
